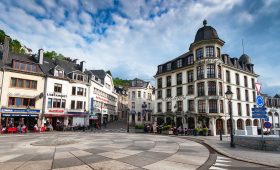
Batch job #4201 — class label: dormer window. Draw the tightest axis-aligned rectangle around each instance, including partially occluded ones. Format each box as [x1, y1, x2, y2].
[158, 66, 162, 73]
[167, 63, 171, 71]
[54, 67, 64, 77]
[13, 61, 37, 72]
[177, 59, 182, 68]
[73, 73, 85, 81]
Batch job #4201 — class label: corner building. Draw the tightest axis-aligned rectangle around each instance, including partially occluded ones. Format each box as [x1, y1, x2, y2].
[154, 20, 259, 135]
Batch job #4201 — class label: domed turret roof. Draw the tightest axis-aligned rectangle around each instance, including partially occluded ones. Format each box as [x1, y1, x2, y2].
[239, 54, 251, 64]
[194, 20, 220, 43]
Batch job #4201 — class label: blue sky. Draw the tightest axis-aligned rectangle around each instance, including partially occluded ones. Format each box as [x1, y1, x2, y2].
[0, 0, 280, 95]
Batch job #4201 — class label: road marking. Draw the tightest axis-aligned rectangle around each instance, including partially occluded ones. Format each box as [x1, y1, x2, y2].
[217, 156, 230, 160]
[216, 159, 231, 163]
[214, 163, 231, 167]
[209, 166, 228, 170]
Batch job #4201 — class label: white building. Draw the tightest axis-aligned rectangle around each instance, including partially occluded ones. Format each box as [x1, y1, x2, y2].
[154, 20, 259, 135]
[40, 57, 90, 129]
[127, 78, 154, 125]
[88, 70, 118, 125]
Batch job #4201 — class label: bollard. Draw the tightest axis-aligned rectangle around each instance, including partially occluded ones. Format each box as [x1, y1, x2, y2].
[220, 130, 222, 141]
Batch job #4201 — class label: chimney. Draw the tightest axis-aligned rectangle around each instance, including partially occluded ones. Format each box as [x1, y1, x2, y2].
[80, 61, 85, 72]
[3, 36, 10, 64]
[72, 59, 78, 64]
[38, 49, 44, 64]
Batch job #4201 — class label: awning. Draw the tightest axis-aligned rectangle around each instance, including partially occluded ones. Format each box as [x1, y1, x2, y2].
[44, 114, 67, 117]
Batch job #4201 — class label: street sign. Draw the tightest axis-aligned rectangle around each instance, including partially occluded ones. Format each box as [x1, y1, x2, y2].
[252, 111, 267, 115]
[251, 107, 267, 112]
[256, 96, 264, 107]
[252, 114, 268, 119]
[264, 122, 271, 129]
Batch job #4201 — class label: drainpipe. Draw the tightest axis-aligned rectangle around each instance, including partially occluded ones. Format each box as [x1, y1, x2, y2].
[0, 68, 5, 126]
[41, 75, 48, 127]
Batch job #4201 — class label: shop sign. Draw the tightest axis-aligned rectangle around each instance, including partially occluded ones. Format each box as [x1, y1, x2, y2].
[96, 96, 109, 103]
[8, 92, 36, 98]
[2, 113, 38, 117]
[47, 93, 67, 98]
[1, 108, 40, 113]
[48, 109, 64, 113]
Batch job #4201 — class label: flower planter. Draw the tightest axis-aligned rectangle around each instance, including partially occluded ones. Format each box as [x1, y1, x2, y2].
[168, 130, 173, 135]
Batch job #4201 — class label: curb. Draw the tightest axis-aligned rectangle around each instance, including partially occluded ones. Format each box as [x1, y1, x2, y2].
[183, 136, 280, 169]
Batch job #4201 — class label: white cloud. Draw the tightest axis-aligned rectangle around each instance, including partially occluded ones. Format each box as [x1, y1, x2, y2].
[237, 11, 254, 24]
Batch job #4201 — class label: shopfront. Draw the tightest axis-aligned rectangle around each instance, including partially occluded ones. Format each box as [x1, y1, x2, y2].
[1, 108, 40, 130]
[44, 109, 66, 131]
[67, 112, 88, 126]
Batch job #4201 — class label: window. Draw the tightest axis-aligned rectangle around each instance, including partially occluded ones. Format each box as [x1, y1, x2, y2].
[246, 104, 250, 116]
[166, 76, 171, 87]
[54, 83, 62, 93]
[188, 85, 194, 95]
[158, 66, 163, 73]
[47, 98, 52, 108]
[77, 101, 83, 109]
[177, 87, 182, 96]
[220, 100, 224, 113]
[253, 91, 256, 102]
[13, 61, 37, 72]
[219, 82, 223, 96]
[8, 97, 35, 107]
[166, 102, 172, 112]
[245, 90, 249, 101]
[207, 64, 215, 78]
[84, 101, 86, 110]
[218, 65, 222, 79]
[71, 100, 75, 109]
[198, 100, 206, 113]
[237, 88, 241, 100]
[132, 102, 135, 109]
[252, 78, 255, 89]
[234, 74, 239, 86]
[132, 91, 136, 99]
[177, 73, 182, 85]
[227, 85, 231, 92]
[187, 55, 194, 65]
[77, 87, 84, 96]
[62, 99, 66, 108]
[177, 59, 182, 68]
[226, 71, 230, 83]
[143, 92, 146, 99]
[206, 46, 214, 57]
[177, 101, 183, 111]
[197, 82, 205, 96]
[10, 78, 37, 89]
[166, 89, 172, 98]
[167, 63, 171, 71]
[138, 91, 141, 98]
[196, 48, 203, 60]
[244, 76, 248, 87]
[197, 66, 204, 80]
[157, 78, 162, 88]
[53, 99, 61, 108]
[157, 90, 162, 99]
[72, 87, 76, 95]
[238, 103, 242, 116]
[84, 88, 87, 96]
[188, 100, 194, 111]
[216, 47, 220, 58]
[157, 102, 162, 112]
[208, 81, 216, 95]
[209, 100, 217, 113]
[187, 70, 193, 83]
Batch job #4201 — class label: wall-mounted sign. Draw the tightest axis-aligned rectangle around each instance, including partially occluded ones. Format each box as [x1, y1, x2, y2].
[1, 113, 38, 117]
[96, 96, 109, 103]
[1, 108, 40, 113]
[47, 93, 67, 98]
[8, 92, 37, 98]
[48, 109, 64, 113]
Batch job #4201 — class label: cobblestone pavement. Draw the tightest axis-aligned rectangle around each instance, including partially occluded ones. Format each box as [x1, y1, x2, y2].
[0, 132, 209, 170]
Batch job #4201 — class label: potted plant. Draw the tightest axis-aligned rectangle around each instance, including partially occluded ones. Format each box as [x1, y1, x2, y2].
[134, 124, 144, 133]
[203, 127, 209, 136]
[162, 125, 172, 135]
[194, 128, 200, 136]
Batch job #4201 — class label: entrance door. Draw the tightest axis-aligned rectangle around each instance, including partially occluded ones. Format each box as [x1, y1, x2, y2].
[216, 119, 223, 134]
[188, 117, 195, 129]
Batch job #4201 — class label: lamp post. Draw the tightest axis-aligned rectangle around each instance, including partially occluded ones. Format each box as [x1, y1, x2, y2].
[127, 107, 130, 133]
[225, 89, 235, 147]
[174, 103, 177, 127]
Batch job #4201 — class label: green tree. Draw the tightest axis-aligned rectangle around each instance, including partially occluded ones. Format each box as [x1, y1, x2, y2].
[113, 77, 131, 87]
[44, 51, 65, 60]
[0, 29, 5, 44]
[10, 39, 24, 54]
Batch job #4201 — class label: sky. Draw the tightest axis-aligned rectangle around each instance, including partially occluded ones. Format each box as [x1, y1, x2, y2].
[0, 0, 280, 95]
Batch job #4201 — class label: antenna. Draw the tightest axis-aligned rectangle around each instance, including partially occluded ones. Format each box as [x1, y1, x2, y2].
[242, 39, 244, 54]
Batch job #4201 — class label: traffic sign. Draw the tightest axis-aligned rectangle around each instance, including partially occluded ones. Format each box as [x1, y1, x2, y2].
[252, 114, 268, 119]
[256, 96, 264, 107]
[264, 122, 271, 129]
[251, 107, 267, 112]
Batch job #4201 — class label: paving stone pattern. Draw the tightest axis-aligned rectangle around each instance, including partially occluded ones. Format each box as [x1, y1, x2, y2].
[0, 133, 209, 170]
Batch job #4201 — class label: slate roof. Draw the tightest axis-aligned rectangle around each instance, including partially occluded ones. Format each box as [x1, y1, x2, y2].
[88, 69, 107, 85]
[130, 78, 149, 88]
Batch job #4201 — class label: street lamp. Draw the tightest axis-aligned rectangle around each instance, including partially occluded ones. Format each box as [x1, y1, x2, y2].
[225, 89, 235, 148]
[174, 103, 177, 127]
[127, 107, 130, 133]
